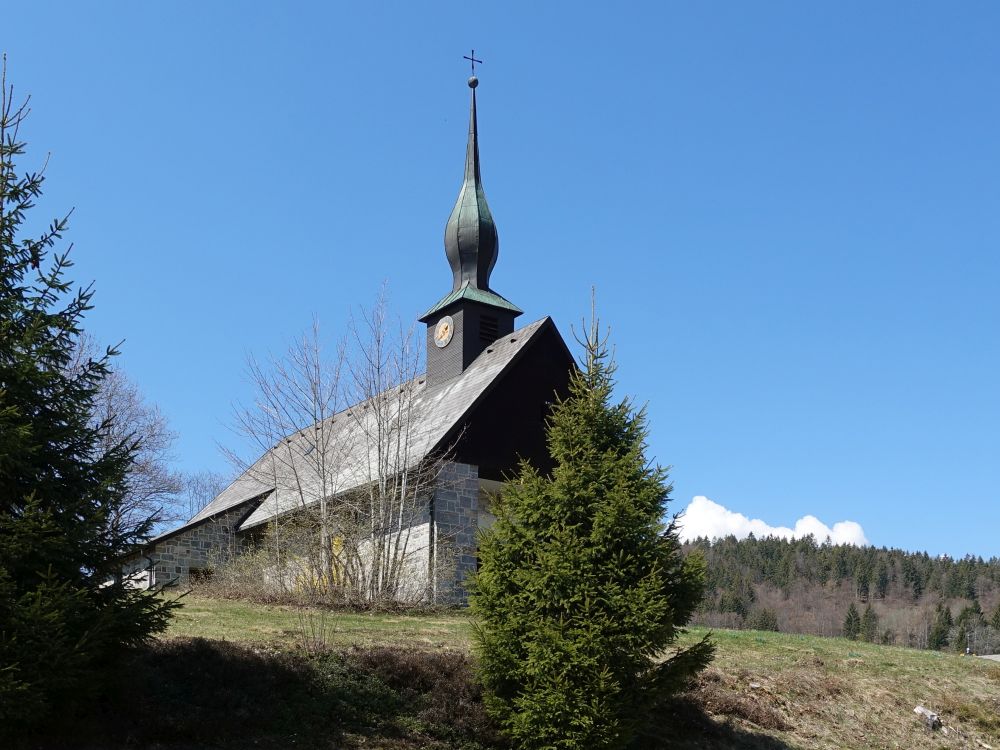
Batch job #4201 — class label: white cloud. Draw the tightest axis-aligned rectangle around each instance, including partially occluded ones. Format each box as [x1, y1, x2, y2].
[677, 496, 868, 547]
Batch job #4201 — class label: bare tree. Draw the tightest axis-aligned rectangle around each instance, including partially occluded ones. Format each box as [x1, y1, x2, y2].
[70, 336, 185, 534]
[337, 294, 448, 604]
[228, 289, 451, 607]
[182, 469, 229, 520]
[229, 314, 347, 592]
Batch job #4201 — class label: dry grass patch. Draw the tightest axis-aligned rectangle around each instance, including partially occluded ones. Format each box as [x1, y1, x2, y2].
[674, 628, 1000, 749]
[688, 668, 793, 731]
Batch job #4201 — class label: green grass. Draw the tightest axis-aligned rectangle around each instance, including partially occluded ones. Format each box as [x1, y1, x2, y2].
[140, 595, 1000, 750]
[165, 594, 472, 649]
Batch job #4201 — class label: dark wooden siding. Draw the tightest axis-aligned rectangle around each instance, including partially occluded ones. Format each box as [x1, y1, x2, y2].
[452, 324, 573, 481]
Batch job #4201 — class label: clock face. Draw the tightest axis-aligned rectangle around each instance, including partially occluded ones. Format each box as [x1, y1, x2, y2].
[434, 315, 454, 348]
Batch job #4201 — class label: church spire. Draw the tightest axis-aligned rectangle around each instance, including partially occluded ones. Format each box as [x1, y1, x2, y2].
[443, 74, 499, 292]
[420, 64, 521, 386]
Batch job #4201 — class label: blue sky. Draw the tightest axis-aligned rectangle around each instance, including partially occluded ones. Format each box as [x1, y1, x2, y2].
[6, 2, 998, 558]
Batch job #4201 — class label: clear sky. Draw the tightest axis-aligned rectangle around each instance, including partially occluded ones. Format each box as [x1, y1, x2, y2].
[5, 2, 998, 558]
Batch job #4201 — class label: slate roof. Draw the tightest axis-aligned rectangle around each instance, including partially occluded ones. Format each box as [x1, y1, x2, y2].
[181, 316, 555, 534]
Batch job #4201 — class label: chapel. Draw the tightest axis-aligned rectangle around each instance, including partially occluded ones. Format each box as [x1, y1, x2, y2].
[129, 72, 574, 601]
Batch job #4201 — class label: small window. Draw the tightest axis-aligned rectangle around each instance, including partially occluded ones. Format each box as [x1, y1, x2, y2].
[480, 315, 499, 343]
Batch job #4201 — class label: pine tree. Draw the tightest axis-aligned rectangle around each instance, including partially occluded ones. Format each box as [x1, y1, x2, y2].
[860, 603, 879, 642]
[0, 63, 175, 729]
[991, 602, 1000, 631]
[843, 602, 861, 640]
[472, 312, 713, 750]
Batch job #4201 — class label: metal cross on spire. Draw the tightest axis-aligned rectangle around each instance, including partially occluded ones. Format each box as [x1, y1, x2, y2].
[463, 49, 482, 74]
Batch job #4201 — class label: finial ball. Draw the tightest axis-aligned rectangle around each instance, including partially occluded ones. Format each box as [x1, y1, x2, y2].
[468, 76, 479, 89]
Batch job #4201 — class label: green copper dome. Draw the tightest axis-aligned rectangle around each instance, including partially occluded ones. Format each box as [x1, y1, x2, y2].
[443, 76, 499, 293]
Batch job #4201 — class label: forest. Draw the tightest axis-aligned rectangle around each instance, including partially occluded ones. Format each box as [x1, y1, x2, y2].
[686, 534, 1000, 653]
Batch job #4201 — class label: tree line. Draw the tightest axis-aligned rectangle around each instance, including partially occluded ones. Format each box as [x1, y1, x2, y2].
[686, 534, 1000, 651]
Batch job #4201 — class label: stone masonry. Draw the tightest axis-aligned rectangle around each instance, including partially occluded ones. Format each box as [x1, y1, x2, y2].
[142, 500, 255, 587]
[433, 461, 480, 603]
[128, 464, 485, 600]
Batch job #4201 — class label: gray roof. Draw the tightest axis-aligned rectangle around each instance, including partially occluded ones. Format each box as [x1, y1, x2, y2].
[184, 316, 554, 533]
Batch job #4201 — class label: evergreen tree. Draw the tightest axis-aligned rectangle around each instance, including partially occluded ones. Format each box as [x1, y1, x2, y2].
[0, 65, 175, 729]
[873, 560, 890, 599]
[956, 599, 985, 629]
[746, 608, 780, 632]
[992, 602, 1000, 631]
[472, 313, 713, 750]
[953, 624, 968, 653]
[860, 603, 879, 643]
[843, 602, 861, 640]
[928, 604, 952, 651]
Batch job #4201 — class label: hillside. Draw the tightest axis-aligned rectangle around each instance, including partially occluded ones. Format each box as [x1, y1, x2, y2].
[679, 628, 1000, 750]
[23, 595, 999, 750]
[686, 535, 1000, 651]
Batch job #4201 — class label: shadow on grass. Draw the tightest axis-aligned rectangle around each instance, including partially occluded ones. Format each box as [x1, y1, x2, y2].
[18, 638, 503, 750]
[15, 639, 792, 750]
[650, 695, 795, 750]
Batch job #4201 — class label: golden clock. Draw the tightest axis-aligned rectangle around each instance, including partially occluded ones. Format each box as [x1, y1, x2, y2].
[434, 315, 454, 348]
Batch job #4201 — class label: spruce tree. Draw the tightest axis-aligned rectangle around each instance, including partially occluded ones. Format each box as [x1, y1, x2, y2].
[991, 602, 1000, 631]
[954, 624, 968, 653]
[746, 608, 780, 632]
[956, 599, 985, 629]
[472, 313, 713, 750]
[0, 64, 175, 729]
[928, 603, 952, 651]
[842, 602, 861, 640]
[860, 603, 879, 643]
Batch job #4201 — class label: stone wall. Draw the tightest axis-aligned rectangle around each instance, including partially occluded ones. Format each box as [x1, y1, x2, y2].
[140, 501, 254, 587]
[433, 461, 480, 603]
[126, 463, 488, 601]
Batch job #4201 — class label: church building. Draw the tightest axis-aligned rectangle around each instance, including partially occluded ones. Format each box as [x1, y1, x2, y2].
[131, 72, 574, 601]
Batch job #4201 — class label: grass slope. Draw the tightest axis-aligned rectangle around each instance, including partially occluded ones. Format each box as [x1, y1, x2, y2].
[673, 628, 1000, 749]
[167, 594, 471, 649]
[27, 595, 996, 749]
[167, 596, 1000, 750]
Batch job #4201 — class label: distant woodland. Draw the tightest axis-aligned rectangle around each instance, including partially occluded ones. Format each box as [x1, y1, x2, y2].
[685, 535, 1000, 653]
